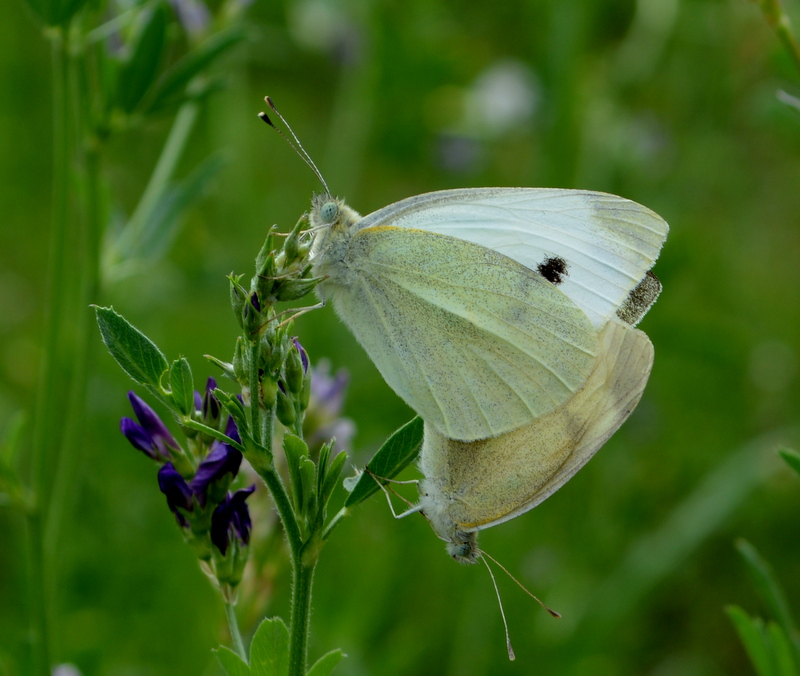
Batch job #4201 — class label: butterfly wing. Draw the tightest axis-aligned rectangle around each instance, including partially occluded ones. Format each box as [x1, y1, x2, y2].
[325, 225, 599, 441]
[419, 317, 654, 533]
[355, 188, 669, 328]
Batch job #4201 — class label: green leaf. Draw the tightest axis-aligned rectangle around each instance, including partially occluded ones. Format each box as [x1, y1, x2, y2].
[0, 412, 25, 467]
[778, 448, 800, 478]
[169, 357, 194, 415]
[767, 622, 798, 676]
[316, 441, 332, 496]
[147, 27, 247, 114]
[181, 418, 245, 453]
[283, 435, 308, 512]
[115, 3, 168, 114]
[300, 457, 317, 519]
[344, 417, 423, 508]
[130, 152, 226, 264]
[735, 539, 800, 648]
[727, 605, 774, 676]
[94, 306, 168, 389]
[250, 617, 289, 676]
[319, 450, 347, 513]
[306, 649, 345, 676]
[214, 645, 251, 676]
[22, 0, 89, 27]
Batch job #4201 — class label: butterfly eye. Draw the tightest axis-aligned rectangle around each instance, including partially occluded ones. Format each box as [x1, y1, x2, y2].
[320, 201, 339, 223]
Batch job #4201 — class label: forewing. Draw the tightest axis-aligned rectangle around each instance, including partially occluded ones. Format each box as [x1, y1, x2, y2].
[331, 226, 598, 441]
[356, 188, 669, 328]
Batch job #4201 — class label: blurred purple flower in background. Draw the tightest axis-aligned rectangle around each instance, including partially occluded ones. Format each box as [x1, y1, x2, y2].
[304, 360, 355, 451]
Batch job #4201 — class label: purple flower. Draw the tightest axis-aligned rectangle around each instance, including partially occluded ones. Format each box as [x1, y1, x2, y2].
[211, 486, 256, 555]
[304, 360, 356, 450]
[189, 443, 242, 506]
[310, 361, 348, 417]
[168, 0, 210, 36]
[158, 463, 194, 527]
[202, 376, 221, 423]
[188, 415, 242, 505]
[121, 392, 180, 461]
[293, 338, 309, 373]
[224, 410, 241, 446]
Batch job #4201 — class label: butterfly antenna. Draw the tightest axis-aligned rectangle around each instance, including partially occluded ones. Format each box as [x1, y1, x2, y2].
[481, 557, 516, 661]
[480, 548, 561, 619]
[258, 96, 331, 195]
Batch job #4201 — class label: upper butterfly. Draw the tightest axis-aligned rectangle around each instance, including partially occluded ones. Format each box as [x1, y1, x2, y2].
[309, 188, 668, 442]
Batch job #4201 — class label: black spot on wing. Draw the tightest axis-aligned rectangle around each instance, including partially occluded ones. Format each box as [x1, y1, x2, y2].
[537, 256, 569, 286]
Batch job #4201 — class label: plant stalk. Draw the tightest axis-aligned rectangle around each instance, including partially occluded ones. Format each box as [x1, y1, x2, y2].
[224, 600, 247, 662]
[288, 556, 316, 676]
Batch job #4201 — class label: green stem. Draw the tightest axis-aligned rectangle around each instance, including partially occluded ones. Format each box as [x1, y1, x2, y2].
[25, 510, 50, 676]
[44, 73, 104, 568]
[27, 31, 73, 675]
[248, 342, 263, 447]
[758, 0, 800, 76]
[288, 557, 316, 676]
[257, 466, 302, 550]
[224, 601, 248, 662]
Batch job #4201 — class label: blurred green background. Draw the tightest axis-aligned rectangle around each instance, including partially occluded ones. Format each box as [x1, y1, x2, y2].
[2, 0, 800, 674]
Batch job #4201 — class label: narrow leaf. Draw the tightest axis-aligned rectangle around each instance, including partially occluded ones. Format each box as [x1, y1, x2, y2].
[283, 435, 308, 513]
[147, 27, 246, 114]
[214, 645, 251, 676]
[132, 152, 226, 262]
[23, 0, 89, 27]
[317, 441, 331, 497]
[300, 457, 317, 519]
[94, 306, 168, 388]
[726, 605, 774, 676]
[169, 357, 194, 415]
[115, 3, 168, 113]
[0, 412, 25, 466]
[344, 417, 423, 507]
[778, 448, 800, 478]
[306, 649, 345, 676]
[181, 418, 245, 453]
[250, 617, 289, 676]
[320, 450, 347, 512]
[767, 622, 798, 676]
[735, 539, 800, 647]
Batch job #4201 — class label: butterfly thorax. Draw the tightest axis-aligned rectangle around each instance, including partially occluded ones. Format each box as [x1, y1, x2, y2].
[309, 195, 363, 297]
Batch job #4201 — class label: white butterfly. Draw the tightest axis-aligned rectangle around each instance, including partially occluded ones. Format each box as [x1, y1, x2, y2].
[309, 188, 667, 443]
[417, 315, 654, 563]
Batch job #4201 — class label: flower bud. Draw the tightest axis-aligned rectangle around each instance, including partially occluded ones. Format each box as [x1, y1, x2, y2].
[158, 463, 194, 528]
[284, 339, 308, 394]
[276, 382, 296, 427]
[210, 486, 255, 557]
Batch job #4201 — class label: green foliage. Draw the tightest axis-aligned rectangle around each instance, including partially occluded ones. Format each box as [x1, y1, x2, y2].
[94, 305, 168, 391]
[305, 649, 345, 676]
[344, 416, 424, 507]
[250, 617, 290, 676]
[727, 606, 798, 676]
[114, 3, 168, 114]
[216, 618, 343, 676]
[146, 27, 247, 115]
[169, 357, 195, 415]
[779, 448, 800, 477]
